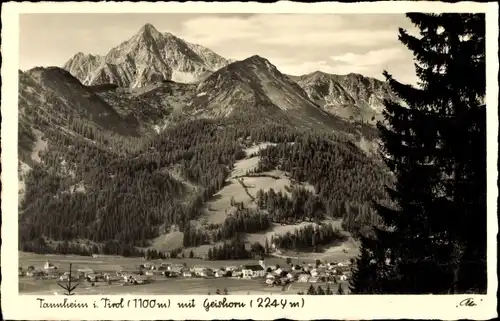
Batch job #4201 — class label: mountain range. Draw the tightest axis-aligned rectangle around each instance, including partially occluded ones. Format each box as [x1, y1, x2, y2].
[61, 23, 399, 125]
[18, 23, 393, 257]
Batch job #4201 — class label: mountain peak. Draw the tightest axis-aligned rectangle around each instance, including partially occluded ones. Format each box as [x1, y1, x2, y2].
[140, 23, 158, 32]
[238, 55, 277, 71]
[310, 70, 328, 76]
[346, 72, 364, 79]
[135, 23, 163, 40]
[245, 55, 268, 63]
[63, 25, 230, 87]
[305, 70, 330, 79]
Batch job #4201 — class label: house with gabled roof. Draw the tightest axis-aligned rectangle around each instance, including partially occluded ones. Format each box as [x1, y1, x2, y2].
[297, 273, 309, 283]
[170, 265, 183, 274]
[241, 265, 265, 278]
[44, 261, 57, 270]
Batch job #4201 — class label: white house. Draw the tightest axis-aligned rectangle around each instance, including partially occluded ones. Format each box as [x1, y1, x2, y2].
[122, 273, 132, 281]
[200, 269, 214, 277]
[340, 274, 348, 281]
[44, 261, 56, 270]
[77, 268, 94, 276]
[265, 278, 274, 285]
[310, 269, 319, 277]
[267, 265, 277, 271]
[298, 274, 309, 283]
[182, 271, 192, 277]
[193, 266, 205, 275]
[274, 268, 283, 276]
[337, 262, 344, 267]
[169, 264, 184, 273]
[59, 274, 78, 282]
[87, 274, 99, 282]
[241, 265, 266, 278]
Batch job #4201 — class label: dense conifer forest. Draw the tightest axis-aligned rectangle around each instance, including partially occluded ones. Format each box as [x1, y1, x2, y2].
[206, 234, 255, 260]
[272, 223, 347, 252]
[19, 113, 387, 256]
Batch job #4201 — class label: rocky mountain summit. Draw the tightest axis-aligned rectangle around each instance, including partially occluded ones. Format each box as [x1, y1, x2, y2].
[289, 71, 400, 123]
[187, 55, 348, 131]
[63, 23, 230, 88]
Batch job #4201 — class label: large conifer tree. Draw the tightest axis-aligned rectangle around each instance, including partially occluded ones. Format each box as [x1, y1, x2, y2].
[350, 13, 486, 294]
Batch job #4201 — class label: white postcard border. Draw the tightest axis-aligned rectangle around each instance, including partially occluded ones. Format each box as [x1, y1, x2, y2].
[1, 1, 498, 320]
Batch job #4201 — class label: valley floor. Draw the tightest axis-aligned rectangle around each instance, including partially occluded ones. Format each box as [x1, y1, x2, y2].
[20, 276, 349, 295]
[18, 252, 352, 295]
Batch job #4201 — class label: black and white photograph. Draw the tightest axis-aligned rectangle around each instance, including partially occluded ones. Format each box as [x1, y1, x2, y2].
[1, 1, 498, 320]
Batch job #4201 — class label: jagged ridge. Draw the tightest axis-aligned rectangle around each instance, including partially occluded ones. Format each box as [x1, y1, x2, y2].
[186, 55, 359, 133]
[63, 23, 230, 88]
[289, 71, 400, 123]
[19, 67, 140, 138]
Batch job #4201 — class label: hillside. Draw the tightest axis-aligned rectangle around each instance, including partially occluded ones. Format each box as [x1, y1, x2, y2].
[63, 23, 230, 87]
[89, 80, 197, 132]
[18, 112, 387, 258]
[18, 67, 142, 166]
[289, 71, 400, 124]
[20, 67, 140, 136]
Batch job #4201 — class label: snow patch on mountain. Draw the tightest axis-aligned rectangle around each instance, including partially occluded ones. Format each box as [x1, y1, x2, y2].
[291, 71, 401, 123]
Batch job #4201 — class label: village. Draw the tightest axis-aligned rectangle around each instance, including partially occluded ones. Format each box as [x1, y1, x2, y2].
[19, 256, 353, 294]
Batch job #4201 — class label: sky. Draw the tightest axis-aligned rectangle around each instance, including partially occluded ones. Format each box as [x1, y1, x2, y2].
[19, 13, 419, 84]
